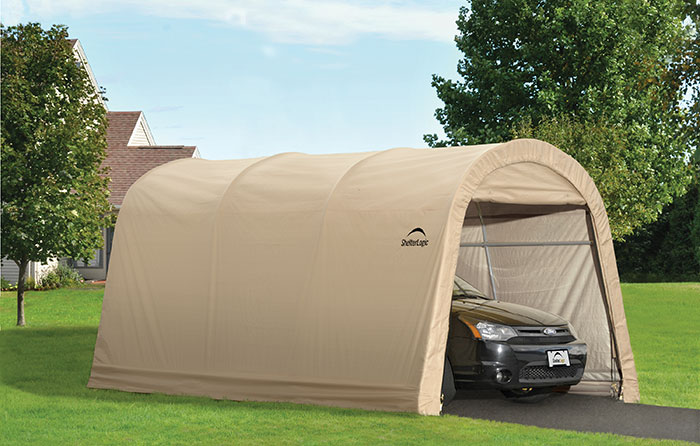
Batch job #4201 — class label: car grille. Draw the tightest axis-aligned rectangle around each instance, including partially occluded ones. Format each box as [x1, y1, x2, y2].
[519, 364, 581, 381]
[508, 335, 575, 345]
[508, 326, 575, 345]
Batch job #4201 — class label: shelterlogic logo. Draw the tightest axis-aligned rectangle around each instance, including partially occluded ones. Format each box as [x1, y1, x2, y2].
[401, 227, 429, 247]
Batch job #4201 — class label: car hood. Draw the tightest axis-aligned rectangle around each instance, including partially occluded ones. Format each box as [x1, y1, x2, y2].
[452, 298, 568, 327]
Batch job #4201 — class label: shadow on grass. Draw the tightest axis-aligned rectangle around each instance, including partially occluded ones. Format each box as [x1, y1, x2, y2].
[0, 327, 416, 419]
[0, 327, 98, 396]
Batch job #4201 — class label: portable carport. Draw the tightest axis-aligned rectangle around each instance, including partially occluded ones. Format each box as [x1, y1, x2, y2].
[88, 138, 638, 415]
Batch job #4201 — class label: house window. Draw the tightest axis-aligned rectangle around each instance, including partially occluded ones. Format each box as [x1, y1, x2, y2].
[71, 248, 103, 269]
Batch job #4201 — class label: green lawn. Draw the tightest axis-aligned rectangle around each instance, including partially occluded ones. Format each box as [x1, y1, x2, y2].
[0, 284, 697, 445]
[621, 283, 700, 409]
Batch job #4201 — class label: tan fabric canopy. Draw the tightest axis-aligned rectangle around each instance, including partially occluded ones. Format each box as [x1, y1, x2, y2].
[88, 138, 638, 415]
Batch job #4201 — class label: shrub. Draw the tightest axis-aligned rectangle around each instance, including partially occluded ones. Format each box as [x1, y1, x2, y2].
[37, 264, 84, 290]
[54, 263, 83, 287]
[1, 277, 16, 291]
[0, 267, 84, 292]
[41, 270, 60, 290]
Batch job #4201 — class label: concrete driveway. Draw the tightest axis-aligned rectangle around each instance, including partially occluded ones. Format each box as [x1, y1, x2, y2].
[444, 390, 700, 443]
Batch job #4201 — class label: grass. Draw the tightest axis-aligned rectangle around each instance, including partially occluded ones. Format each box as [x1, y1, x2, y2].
[0, 284, 697, 445]
[621, 283, 700, 409]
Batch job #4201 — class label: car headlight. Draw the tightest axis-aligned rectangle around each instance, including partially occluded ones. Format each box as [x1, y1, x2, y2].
[475, 321, 518, 341]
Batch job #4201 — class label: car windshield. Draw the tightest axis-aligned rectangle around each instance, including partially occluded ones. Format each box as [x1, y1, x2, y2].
[453, 275, 490, 300]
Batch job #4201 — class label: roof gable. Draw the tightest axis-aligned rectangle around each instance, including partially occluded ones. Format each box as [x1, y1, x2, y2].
[107, 112, 142, 146]
[104, 111, 196, 205]
[127, 113, 156, 146]
[70, 39, 106, 109]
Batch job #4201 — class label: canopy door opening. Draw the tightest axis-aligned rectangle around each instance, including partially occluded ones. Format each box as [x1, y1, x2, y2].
[454, 201, 621, 397]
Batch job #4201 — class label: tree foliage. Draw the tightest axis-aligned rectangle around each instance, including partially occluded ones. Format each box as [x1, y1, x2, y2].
[426, 0, 696, 239]
[692, 176, 700, 267]
[615, 2, 700, 276]
[615, 168, 700, 282]
[677, 1, 700, 159]
[1, 23, 113, 325]
[512, 116, 693, 239]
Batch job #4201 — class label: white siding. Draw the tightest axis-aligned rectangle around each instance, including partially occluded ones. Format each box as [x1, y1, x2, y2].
[127, 114, 155, 146]
[31, 258, 58, 282]
[1, 258, 56, 285]
[1, 258, 20, 284]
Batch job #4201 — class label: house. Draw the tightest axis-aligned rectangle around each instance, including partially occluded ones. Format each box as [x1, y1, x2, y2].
[1, 39, 199, 284]
[70, 111, 199, 280]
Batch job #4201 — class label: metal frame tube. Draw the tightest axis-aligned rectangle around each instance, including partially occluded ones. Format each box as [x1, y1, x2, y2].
[476, 202, 498, 300]
[460, 241, 592, 248]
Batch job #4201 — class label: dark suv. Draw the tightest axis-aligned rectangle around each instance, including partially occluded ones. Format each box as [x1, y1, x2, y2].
[442, 275, 587, 405]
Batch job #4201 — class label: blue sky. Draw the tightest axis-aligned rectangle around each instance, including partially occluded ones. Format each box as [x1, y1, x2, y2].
[2, 0, 464, 159]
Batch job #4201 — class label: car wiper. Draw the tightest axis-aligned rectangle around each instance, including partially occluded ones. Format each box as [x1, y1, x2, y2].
[453, 281, 480, 299]
[454, 294, 483, 300]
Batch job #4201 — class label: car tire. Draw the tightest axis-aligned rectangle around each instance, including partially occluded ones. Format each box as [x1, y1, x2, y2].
[501, 387, 553, 403]
[441, 356, 456, 409]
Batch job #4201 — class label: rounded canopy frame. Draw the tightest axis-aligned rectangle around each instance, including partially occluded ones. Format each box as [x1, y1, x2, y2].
[89, 139, 638, 415]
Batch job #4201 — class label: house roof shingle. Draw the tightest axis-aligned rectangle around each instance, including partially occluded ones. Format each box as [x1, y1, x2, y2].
[107, 111, 142, 146]
[104, 111, 196, 206]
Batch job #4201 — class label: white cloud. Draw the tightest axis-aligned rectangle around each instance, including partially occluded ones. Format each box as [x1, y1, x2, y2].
[19, 0, 458, 45]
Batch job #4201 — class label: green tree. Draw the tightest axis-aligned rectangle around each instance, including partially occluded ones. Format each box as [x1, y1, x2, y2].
[426, 0, 695, 239]
[1, 23, 112, 326]
[678, 1, 700, 158]
[614, 2, 700, 275]
[511, 116, 690, 239]
[614, 168, 700, 282]
[692, 180, 700, 267]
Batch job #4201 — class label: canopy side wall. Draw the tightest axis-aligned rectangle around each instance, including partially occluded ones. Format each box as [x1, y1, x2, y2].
[90, 148, 490, 415]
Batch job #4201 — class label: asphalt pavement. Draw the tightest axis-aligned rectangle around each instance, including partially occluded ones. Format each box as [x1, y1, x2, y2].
[444, 390, 700, 443]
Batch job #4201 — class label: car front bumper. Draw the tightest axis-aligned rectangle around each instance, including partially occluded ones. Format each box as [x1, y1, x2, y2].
[453, 341, 587, 390]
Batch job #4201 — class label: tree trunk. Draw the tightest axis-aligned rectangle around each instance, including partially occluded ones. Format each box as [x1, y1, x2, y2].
[15, 259, 29, 326]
